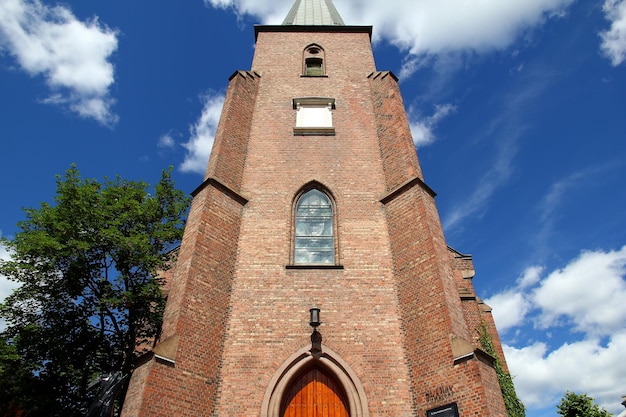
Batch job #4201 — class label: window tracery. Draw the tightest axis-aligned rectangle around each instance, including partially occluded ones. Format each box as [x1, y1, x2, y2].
[294, 189, 334, 264]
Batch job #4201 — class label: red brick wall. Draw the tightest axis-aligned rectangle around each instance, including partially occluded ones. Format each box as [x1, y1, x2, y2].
[122, 25, 509, 417]
[369, 70, 423, 190]
[371, 70, 506, 415]
[480, 301, 510, 374]
[449, 249, 510, 373]
[206, 71, 260, 189]
[212, 28, 415, 417]
[121, 67, 255, 417]
[120, 356, 151, 416]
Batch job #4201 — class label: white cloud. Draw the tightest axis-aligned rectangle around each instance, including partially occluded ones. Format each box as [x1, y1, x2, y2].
[442, 61, 559, 234]
[533, 247, 626, 335]
[538, 165, 612, 225]
[538, 171, 586, 223]
[600, 0, 626, 66]
[204, 0, 574, 59]
[529, 165, 616, 257]
[488, 246, 626, 414]
[505, 334, 626, 413]
[398, 55, 431, 80]
[484, 267, 543, 332]
[343, 0, 574, 54]
[518, 265, 544, 288]
[485, 290, 532, 332]
[442, 139, 516, 232]
[0, 233, 20, 332]
[0, 0, 118, 125]
[0, 232, 19, 304]
[204, 0, 293, 25]
[158, 132, 176, 149]
[409, 103, 456, 147]
[180, 92, 225, 174]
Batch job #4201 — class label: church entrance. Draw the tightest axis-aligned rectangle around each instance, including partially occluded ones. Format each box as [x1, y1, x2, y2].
[280, 367, 350, 417]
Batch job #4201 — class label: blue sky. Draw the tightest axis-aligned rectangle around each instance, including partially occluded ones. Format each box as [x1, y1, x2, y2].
[1, 0, 625, 415]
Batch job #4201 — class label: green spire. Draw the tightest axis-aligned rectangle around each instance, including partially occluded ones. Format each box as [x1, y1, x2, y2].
[282, 0, 345, 26]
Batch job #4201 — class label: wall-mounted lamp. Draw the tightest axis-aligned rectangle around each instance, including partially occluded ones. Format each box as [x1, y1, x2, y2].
[309, 307, 321, 330]
[309, 307, 322, 357]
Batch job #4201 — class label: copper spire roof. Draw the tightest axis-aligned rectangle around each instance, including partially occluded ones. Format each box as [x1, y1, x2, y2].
[282, 0, 345, 26]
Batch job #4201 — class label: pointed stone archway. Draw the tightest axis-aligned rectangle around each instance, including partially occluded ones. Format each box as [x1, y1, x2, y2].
[261, 345, 370, 417]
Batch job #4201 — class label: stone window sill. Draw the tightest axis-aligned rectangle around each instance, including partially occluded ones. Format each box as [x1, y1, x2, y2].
[286, 264, 344, 270]
[293, 127, 336, 136]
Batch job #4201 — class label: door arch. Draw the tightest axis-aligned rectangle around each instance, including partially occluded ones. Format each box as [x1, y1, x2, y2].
[281, 367, 349, 417]
[261, 345, 369, 417]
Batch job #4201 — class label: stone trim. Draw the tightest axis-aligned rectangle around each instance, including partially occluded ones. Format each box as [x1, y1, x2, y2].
[261, 344, 370, 417]
[191, 176, 248, 206]
[293, 127, 336, 136]
[255, 25, 373, 40]
[285, 264, 344, 269]
[380, 176, 437, 205]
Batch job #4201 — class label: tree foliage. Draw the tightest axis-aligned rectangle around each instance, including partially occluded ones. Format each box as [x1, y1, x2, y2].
[0, 166, 190, 417]
[557, 391, 612, 417]
[477, 323, 526, 417]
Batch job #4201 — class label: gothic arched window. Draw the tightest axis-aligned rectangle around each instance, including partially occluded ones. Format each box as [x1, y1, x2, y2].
[294, 189, 334, 264]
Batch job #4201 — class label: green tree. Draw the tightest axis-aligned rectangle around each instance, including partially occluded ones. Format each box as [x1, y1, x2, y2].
[557, 391, 612, 417]
[0, 334, 29, 417]
[0, 166, 190, 417]
[477, 323, 526, 417]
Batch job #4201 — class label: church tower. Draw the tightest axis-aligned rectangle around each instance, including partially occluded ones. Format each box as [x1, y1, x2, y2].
[122, 1, 510, 416]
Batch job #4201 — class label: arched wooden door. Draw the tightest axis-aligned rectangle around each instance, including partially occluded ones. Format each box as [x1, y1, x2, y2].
[281, 367, 349, 417]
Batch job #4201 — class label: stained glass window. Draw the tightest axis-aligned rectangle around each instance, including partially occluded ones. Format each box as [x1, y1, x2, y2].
[294, 189, 334, 264]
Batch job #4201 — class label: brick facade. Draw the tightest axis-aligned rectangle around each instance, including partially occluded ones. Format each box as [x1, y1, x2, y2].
[122, 24, 509, 417]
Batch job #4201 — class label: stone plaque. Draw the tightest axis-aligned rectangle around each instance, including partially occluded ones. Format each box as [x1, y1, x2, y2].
[426, 402, 459, 417]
